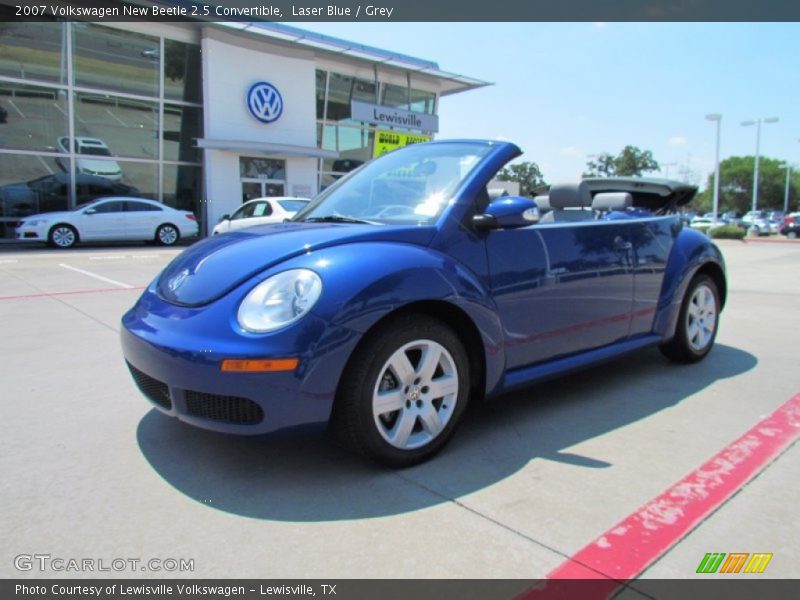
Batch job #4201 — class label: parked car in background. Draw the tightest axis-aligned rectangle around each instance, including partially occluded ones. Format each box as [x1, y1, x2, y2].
[0, 173, 138, 218]
[15, 197, 198, 248]
[212, 197, 310, 235]
[690, 215, 727, 230]
[780, 212, 800, 239]
[722, 211, 742, 227]
[121, 140, 727, 467]
[742, 210, 772, 236]
[56, 137, 124, 181]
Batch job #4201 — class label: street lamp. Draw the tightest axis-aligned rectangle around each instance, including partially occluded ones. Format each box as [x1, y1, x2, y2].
[741, 117, 779, 212]
[779, 162, 792, 214]
[705, 114, 722, 221]
[662, 161, 678, 179]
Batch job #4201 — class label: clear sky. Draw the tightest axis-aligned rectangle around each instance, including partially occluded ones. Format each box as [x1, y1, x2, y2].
[299, 22, 799, 188]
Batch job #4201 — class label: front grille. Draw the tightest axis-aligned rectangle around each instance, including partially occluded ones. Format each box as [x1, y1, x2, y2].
[184, 391, 263, 425]
[127, 362, 172, 410]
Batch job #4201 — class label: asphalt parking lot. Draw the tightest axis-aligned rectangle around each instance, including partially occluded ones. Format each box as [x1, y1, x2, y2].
[1, 239, 798, 582]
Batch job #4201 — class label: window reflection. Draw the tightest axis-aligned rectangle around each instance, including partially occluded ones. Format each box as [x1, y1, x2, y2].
[74, 92, 158, 159]
[163, 40, 202, 103]
[326, 73, 376, 121]
[0, 82, 66, 152]
[163, 104, 202, 162]
[73, 24, 159, 97]
[0, 22, 64, 83]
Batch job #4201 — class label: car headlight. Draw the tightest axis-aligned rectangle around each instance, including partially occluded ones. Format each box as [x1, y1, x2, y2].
[237, 269, 322, 333]
[23, 219, 45, 227]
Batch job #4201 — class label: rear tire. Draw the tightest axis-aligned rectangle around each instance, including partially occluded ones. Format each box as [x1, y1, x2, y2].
[660, 274, 720, 363]
[155, 223, 179, 246]
[332, 314, 470, 468]
[48, 224, 78, 249]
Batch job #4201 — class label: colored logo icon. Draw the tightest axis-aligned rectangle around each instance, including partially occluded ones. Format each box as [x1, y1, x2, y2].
[696, 552, 773, 574]
[247, 81, 283, 124]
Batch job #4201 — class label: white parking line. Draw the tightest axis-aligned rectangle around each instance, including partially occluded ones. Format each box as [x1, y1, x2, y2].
[89, 255, 127, 260]
[7, 99, 25, 118]
[52, 102, 66, 116]
[59, 264, 133, 289]
[35, 155, 54, 175]
[0, 259, 19, 264]
[106, 109, 128, 127]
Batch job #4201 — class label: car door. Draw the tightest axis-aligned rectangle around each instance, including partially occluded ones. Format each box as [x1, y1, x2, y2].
[79, 199, 126, 240]
[228, 202, 260, 231]
[124, 200, 163, 240]
[485, 219, 637, 370]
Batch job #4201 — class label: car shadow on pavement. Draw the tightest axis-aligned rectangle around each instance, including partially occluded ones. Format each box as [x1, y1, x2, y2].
[136, 343, 756, 522]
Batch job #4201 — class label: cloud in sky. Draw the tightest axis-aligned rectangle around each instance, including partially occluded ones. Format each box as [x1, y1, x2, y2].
[669, 136, 688, 145]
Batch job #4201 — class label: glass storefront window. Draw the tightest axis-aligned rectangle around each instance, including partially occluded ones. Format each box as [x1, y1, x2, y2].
[381, 83, 408, 110]
[0, 82, 67, 152]
[162, 163, 202, 227]
[320, 125, 373, 162]
[0, 155, 67, 220]
[74, 92, 158, 160]
[163, 40, 202, 103]
[316, 69, 327, 120]
[240, 157, 286, 180]
[113, 160, 157, 199]
[73, 24, 159, 97]
[327, 73, 377, 121]
[409, 88, 435, 114]
[163, 104, 202, 162]
[0, 22, 64, 84]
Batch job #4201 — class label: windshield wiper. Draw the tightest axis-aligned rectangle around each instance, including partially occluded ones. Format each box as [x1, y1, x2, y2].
[302, 215, 377, 225]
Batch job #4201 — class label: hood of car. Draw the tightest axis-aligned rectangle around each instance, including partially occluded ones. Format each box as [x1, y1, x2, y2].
[19, 211, 72, 222]
[156, 222, 437, 306]
[581, 177, 698, 212]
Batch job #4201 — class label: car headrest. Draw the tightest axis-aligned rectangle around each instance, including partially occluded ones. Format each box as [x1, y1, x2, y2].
[592, 192, 633, 212]
[533, 195, 550, 211]
[488, 188, 510, 200]
[548, 181, 591, 209]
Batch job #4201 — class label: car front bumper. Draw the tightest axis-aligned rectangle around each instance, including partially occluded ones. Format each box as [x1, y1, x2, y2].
[121, 286, 361, 435]
[14, 224, 49, 241]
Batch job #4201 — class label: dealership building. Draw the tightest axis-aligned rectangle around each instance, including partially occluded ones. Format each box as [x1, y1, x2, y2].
[0, 19, 488, 238]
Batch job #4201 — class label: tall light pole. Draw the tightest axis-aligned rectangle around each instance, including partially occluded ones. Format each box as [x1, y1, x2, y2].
[706, 114, 722, 221]
[741, 117, 779, 212]
[662, 161, 678, 179]
[779, 162, 792, 214]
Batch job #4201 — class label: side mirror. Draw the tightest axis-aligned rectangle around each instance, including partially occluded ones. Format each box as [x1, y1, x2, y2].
[219, 214, 230, 222]
[472, 196, 540, 231]
[84, 208, 96, 215]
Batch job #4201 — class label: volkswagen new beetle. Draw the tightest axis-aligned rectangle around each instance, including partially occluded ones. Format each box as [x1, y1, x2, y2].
[121, 141, 726, 467]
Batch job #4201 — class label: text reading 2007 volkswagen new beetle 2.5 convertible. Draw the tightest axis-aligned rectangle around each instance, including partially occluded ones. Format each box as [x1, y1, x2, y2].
[121, 141, 726, 467]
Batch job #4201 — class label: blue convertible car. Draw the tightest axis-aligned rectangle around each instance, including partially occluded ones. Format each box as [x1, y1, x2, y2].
[122, 141, 725, 467]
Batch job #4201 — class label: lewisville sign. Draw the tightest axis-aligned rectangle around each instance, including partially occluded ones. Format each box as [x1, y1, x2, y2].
[350, 101, 439, 133]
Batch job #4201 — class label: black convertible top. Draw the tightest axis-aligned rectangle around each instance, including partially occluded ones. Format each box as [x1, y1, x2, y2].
[580, 177, 697, 214]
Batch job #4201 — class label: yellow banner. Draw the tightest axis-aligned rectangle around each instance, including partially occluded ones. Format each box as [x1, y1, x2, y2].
[373, 130, 431, 158]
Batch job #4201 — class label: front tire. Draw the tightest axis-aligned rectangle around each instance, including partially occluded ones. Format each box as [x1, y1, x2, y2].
[155, 223, 179, 246]
[48, 224, 78, 249]
[660, 274, 720, 363]
[333, 315, 470, 468]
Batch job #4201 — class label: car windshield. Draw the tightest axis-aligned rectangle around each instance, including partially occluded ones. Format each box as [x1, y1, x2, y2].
[293, 142, 493, 226]
[80, 146, 112, 157]
[278, 200, 309, 213]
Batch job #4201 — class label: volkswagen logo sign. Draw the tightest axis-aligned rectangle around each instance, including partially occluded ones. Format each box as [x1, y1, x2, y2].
[168, 269, 190, 293]
[247, 81, 283, 124]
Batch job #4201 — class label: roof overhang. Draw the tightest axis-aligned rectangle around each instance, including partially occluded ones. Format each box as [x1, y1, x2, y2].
[210, 21, 491, 97]
[197, 138, 339, 159]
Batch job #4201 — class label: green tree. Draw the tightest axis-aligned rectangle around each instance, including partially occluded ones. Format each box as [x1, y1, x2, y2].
[583, 145, 660, 177]
[497, 161, 546, 196]
[692, 156, 800, 214]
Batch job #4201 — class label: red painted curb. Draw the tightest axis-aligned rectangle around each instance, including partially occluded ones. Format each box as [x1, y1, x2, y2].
[521, 393, 800, 598]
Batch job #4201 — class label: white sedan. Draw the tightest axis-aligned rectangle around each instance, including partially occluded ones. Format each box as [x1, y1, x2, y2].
[15, 197, 199, 248]
[212, 197, 310, 235]
[56, 137, 124, 182]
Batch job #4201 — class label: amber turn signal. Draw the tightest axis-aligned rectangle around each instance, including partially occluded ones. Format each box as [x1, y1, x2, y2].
[220, 358, 298, 373]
